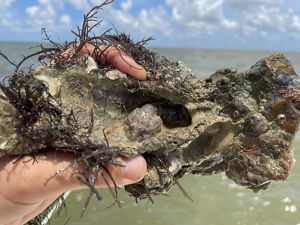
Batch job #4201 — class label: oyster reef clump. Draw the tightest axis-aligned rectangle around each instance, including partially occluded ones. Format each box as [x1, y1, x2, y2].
[1, 47, 300, 198]
[0, 2, 300, 208]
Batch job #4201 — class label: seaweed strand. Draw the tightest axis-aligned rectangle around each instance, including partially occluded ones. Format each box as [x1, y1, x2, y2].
[0, 51, 17, 67]
[14, 47, 61, 73]
[74, 0, 114, 55]
[154, 156, 193, 202]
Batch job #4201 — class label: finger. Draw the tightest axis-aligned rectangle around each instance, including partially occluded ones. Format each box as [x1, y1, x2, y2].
[70, 156, 147, 190]
[97, 46, 147, 81]
[61, 43, 147, 80]
[107, 156, 147, 186]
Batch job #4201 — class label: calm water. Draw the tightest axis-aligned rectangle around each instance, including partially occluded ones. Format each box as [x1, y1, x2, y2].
[1, 42, 300, 225]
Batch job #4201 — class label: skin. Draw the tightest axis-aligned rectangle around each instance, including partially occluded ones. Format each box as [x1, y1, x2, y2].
[61, 43, 147, 80]
[0, 44, 148, 225]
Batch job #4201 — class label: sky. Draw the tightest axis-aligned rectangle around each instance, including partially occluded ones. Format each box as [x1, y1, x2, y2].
[1, 0, 300, 51]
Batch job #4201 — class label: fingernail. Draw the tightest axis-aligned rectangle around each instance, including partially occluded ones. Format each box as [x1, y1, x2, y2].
[134, 67, 147, 81]
[120, 55, 147, 80]
[123, 156, 147, 183]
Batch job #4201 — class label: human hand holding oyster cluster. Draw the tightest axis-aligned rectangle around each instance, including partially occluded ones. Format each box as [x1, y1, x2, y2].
[0, 1, 300, 224]
[0, 44, 147, 225]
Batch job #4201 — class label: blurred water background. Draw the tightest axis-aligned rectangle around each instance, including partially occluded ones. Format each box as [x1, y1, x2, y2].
[1, 42, 300, 225]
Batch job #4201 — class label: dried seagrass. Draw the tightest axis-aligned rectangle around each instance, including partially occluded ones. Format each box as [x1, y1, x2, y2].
[0, 2, 300, 224]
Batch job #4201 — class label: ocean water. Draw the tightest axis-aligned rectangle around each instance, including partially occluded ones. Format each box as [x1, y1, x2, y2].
[1, 42, 300, 225]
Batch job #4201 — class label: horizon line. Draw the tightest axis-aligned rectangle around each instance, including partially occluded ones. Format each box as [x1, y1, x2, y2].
[0, 40, 299, 54]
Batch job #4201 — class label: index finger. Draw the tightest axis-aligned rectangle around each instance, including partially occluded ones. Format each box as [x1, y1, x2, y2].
[62, 43, 147, 81]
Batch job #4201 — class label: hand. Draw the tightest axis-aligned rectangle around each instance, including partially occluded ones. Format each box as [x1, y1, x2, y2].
[0, 153, 146, 225]
[0, 45, 147, 225]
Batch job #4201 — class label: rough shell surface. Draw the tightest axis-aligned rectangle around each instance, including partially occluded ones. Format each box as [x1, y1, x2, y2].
[124, 104, 163, 141]
[0, 52, 299, 199]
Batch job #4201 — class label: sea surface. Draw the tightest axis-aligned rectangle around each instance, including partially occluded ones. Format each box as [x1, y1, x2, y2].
[1, 42, 300, 225]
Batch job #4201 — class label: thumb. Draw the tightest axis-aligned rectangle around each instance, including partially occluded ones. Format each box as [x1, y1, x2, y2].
[70, 156, 148, 190]
[103, 156, 147, 187]
[0, 152, 147, 204]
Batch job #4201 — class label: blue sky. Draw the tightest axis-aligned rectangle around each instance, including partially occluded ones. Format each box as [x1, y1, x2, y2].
[1, 0, 300, 51]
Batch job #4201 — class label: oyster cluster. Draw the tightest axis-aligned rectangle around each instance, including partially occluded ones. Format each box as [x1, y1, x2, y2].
[0, 48, 299, 200]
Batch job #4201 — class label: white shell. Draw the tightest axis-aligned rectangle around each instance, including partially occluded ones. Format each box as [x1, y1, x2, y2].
[85, 55, 98, 73]
[34, 73, 61, 98]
